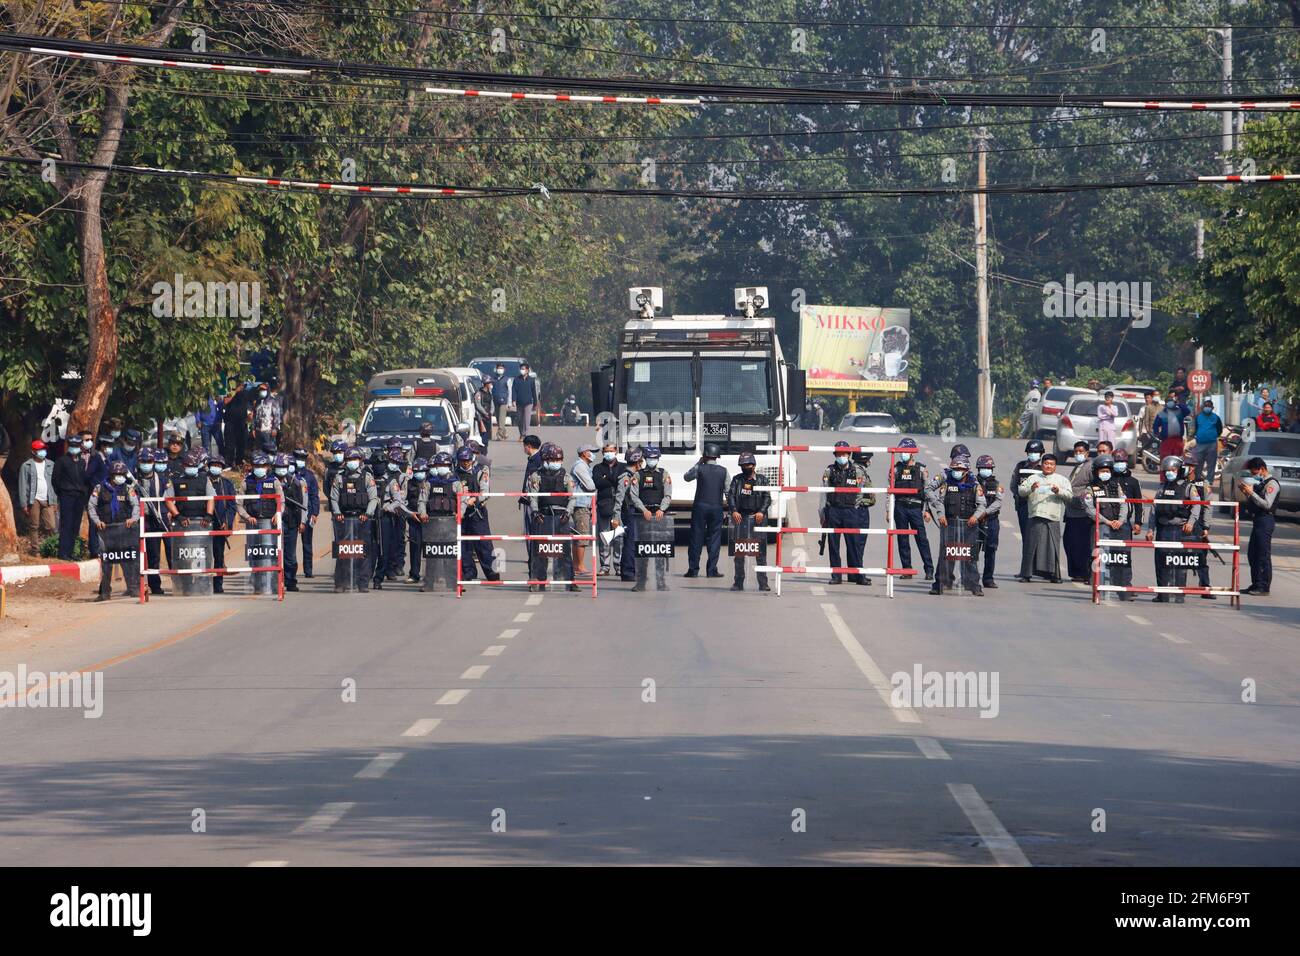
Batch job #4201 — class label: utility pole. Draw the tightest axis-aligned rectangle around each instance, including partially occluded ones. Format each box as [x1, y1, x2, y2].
[973, 127, 992, 438]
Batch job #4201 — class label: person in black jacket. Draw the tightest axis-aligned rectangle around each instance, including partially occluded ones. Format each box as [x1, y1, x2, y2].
[726, 452, 772, 591]
[684, 442, 728, 578]
[592, 443, 626, 575]
[207, 454, 237, 594]
[52, 431, 94, 559]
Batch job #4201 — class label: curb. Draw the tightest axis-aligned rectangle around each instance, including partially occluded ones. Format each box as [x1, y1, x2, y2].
[0, 560, 101, 586]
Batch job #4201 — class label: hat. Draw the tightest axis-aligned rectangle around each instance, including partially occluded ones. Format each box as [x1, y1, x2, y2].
[31, 439, 46, 451]
[578, 443, 598, 455]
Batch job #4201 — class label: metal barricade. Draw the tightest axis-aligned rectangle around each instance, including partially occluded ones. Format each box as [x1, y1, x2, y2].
[455, 491, 597, 597]
[752, 444, 919, 597]
[137, 493, 284, 601]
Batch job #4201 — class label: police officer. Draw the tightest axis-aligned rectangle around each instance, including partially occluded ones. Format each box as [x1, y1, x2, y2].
[973, 454, 1003, 588]
[330, 447, 379, 592]
[414, 422, 439, 462]
[401, 457, 429, 583]
[520, 434, 543, 563]
[1081, 453, 1132, 601]
[166, 448, 216, 529]
[684, 442, 727, 578]
[163, 431, 187, 482]
[526, 443, 578, 592]
[207, 453, 237, 594]
[109, 428, 142, 475]
[822, 440, 870, 585]
[1240, 456, 1279, 596]
[456, 445, 499, 582]
[236, 451, 285, 592]
[611, 448, 644, 582]
[616, 443, 672, 591]
[1147, 455, 1200, 604]
[891, 438, 933, 581]
[137, 448, 169, 595]
[88, 461, 141, 601]
[379, 448, 410, 584]
[292, 448, 320, 578]
[418, 452, 460, 589]
[324, 438, 347, 536]
[726, 452, 771, 591]
[1183, 459, 1216, 599]
[926, 454, 987, 596]
[274, 453, 308, 592]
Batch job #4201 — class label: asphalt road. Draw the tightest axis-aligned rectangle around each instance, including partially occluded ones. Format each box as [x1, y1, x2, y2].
[0, 428, 1296, 866]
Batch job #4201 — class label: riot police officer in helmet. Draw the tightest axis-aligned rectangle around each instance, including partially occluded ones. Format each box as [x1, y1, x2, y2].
[726, 452, 771, 591]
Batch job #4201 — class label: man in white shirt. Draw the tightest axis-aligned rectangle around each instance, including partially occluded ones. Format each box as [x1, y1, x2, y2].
[18, 439, 58, 550]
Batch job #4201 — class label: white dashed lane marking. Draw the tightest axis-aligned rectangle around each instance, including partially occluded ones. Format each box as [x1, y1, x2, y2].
[1160, 631, 1190, 645]
[513, 612, 533, 623]
[820, 603, 920, 724]
[1201, 651, 1230, 665]
[526, 594, 544, 606]
[482, 645, 506, 656]
[355, 752, 404, 779]
[436, 689, 471, 705]
[294, 802, 354, 835]
[946, 784, 1031, 867]
[914, 737, 951, 760]
[498, 628, 521, 640]
[401, 718, 442, 737]
[1125, 614, 1152, 626]
[460, 665, 490, 680]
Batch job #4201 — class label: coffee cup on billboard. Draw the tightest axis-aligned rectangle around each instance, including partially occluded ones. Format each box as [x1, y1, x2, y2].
[885, 353, 908, 377]
[881, 324, 910, 356]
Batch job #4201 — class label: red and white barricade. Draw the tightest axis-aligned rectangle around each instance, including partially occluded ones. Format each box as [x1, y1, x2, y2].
[753, 444, 919, 597]
[1091, 496, 1240, 608]
[137, 493, 284, 602]
[455, 491, 597, 598]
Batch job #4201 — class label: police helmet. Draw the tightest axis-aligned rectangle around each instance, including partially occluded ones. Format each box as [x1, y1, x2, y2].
[975, 454, 995, 470]
[1159, 455, 1184, 473]
[208, 453, 226, 468]
[1094, 454, 1115, 472]
[431, 451, 454, 468]
[703, 442, 721, 458]
[643, 444, 662, 459]
[950, 455, 971, 471]
[108, 460, 128, 477]
[626, 448, 645, 465]
[272, 453, 292, 468]
[183, 449, 205, 469]
[834, 440, 851, 450]
[455, 446, 475, 463]
[293, 448, 309, 460]
[1112, 449, 1129, 462]
[387, 448, 406, 464]
[466, 439, 486, 455]
[898, 437, 918, 450]
[952, 443, 970, 458]
[344, 446, 364, 461]
[330, 438, 348, 454]
[737, 452, 757, 467]
[123, 428, 141, 443]
[411, 457, 429, 471]
[542, 442, 564, 462]
[251, 452, 271, 467]
[137, 448, 155, 465]
[852, 450, 873, 466]
[1025, 439, 1045, 453]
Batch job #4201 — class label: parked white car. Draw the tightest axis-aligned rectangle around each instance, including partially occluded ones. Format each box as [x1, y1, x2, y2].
[836, 412, 901, 437]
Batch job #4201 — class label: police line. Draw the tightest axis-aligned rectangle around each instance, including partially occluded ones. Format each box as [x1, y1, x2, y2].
[1091, 496, 1241, 607]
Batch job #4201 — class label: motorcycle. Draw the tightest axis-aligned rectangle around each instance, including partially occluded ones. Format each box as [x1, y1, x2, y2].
[1138, 435, 1162, 474]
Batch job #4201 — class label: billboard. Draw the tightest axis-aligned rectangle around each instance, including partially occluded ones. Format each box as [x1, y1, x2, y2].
[799, 305, 912, 394]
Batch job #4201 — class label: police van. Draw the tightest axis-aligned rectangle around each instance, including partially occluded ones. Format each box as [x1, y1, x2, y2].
[590, 287, 804, 524]
[359, 369, 471, 460]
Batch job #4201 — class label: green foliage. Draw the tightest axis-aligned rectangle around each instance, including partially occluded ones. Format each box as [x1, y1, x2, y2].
[38, 534, 85, 560]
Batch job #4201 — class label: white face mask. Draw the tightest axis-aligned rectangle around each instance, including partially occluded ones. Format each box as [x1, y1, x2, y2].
[184, 467, 199, 477]
[209, 466, 223, 477]
[275, 467, 289, 477]
[253, 467, 268, 478]
[835, 455, 849, 466]
[1114, 462, 1128, 473]
[81, 440, 94, 450]
[603, 452, 616, 461]
[899, 453, 912, 462]
[495, 368, 504, 376]
[332, 453, 343, 462]
[388, 462, 400, 472]
[978, 468, 993, 478]
[35, 450, 47, 460]
[259, 390, 268, 398]
[433, 467, 450, 478]
[950, 470, 966, 481]
[645, 459, 660, 470]
[1097, 471, 1112, 482]
[346, 460, 361, 471]
[413, 471, 427, 481]
[1028, 452, 1041, 462]
[544, 460, 562, 471]
[1165, 470, 1178, 482]
[112, 475, 126, 485]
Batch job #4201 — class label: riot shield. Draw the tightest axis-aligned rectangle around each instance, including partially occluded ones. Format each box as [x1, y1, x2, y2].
[100, 522, 141, 595]
[729, 514, 765, 584]
[938, 520, 980, 595]
[635, 514, 674, 587]
[421, 516, 459, 592]
[174, 516, 214, 596]
[530, 511, 573, 584]
[247, 517, 280, 595]
[333, 516, 373, 592]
